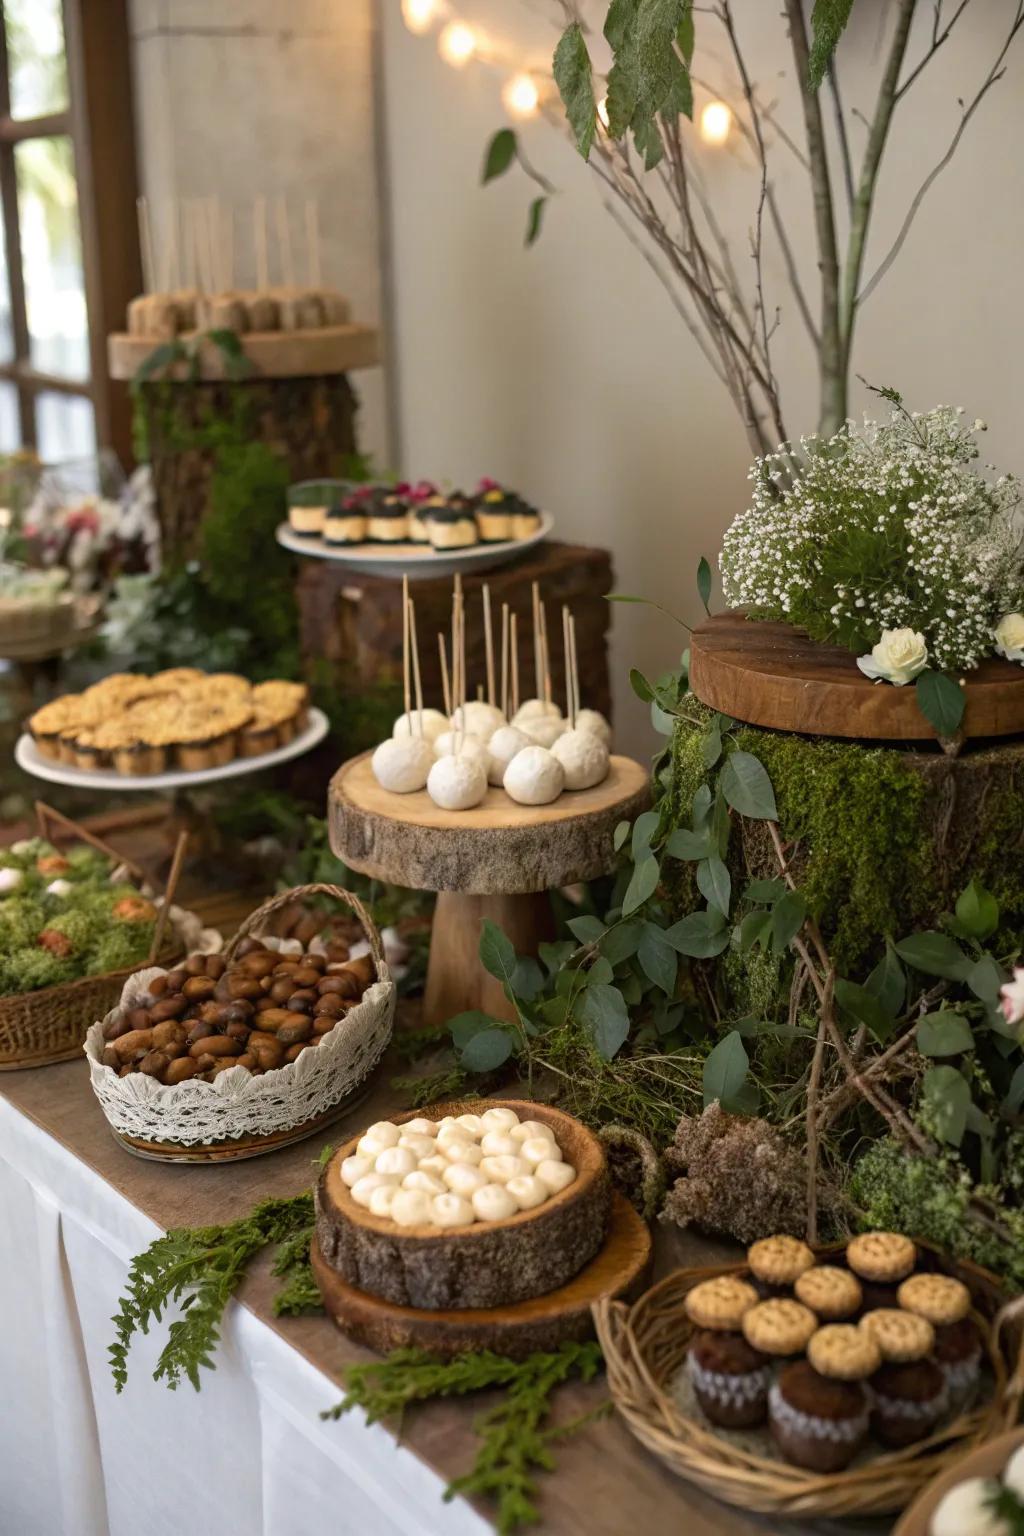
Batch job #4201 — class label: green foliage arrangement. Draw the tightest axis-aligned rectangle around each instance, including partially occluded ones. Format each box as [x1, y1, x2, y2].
[0, 839, 156, 996]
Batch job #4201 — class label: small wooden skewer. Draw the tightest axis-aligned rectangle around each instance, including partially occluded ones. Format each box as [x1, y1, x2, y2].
[137, 196, 155, 295]
[511, 611, 520, 718]
[500, 602, 510, 719]
[562, 605, 574, 728]
[305, 196, 322, 288]
[276, 194, 295, 287]
[482, 583, 495, 708]
[401, 574, 412, 729]
[408, 594, 424, 737]
[570, 614, 581, 732]
[163, 200, 179, 292]
[438, 633, 452, 717]
[539, 599, 552, 706]
[531, 582, 542, 698]
[254, 195, 269, 290]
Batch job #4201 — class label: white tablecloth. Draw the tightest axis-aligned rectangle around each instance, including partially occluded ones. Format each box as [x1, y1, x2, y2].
[0, 1093, 490, 1536]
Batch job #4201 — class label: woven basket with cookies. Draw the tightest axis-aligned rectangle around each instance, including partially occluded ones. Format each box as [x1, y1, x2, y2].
[594, 1229, 1024, 1520]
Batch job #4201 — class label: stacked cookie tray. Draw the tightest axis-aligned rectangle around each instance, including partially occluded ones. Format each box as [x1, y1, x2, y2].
[27, 669, 308, 777]
[594, 1232, 1024, 1520]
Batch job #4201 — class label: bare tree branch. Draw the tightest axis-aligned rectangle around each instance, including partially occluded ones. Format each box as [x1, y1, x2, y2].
[827, 61, 855, 213]
[896, 0, 973, 101]
[861, 2, 1024, 303]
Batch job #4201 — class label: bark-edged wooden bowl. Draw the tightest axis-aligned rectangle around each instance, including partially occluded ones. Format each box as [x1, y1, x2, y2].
[315, 1099, 611, 1311]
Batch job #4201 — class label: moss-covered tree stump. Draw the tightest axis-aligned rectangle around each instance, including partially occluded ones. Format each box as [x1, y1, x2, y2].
[669, 706, 1024, 977]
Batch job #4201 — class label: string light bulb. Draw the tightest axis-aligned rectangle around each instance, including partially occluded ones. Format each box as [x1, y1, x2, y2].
[503, 73, 540, 119]
[699, 100, 732, 146]
[439, 20, 476, 66]
[401, 0, 439, 33]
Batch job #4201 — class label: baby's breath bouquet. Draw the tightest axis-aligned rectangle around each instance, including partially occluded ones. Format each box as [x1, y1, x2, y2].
[720, 397, 1024, 677]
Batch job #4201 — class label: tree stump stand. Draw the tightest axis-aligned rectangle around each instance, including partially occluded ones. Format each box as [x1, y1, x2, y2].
[328, 752, 651, 1026]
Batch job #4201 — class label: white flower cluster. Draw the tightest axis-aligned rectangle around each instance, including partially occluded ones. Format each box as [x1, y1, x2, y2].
[720, 406, 1024, 671]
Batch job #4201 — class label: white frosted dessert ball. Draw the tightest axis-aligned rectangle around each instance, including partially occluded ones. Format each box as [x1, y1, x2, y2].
[398, 1132, 437, 1160]
[341, 1154, 373, 1187]
[427, 753, 488, 810]
[480, 1106, 520, 1132]
[536, 1159, 576, 1195]
[520, 715, 567, 749]
[403, 1117, 438, 1138]
[486, 724, 529, 786]
[393, 708, 448, 743]
[452, 701, 505, 738]
[367, 1121, 401, 1147]
[506, 1174, 549, 1211]
[574, 708, 612, 747]
[390, 1188, 435, 1227]
[431, 1193, 475, 1227]
[1004, 1445, 1024, 1500]
[930, 1478, 1009, 1536]
[433, 730, 487, 764]
[402, 1170, 447, 1196]
[472, 1183, 518, 1222]
[479, 1154, 529, 1184]
[375, 1145, 417, 1178]
[444, 1162, 488, 1197]
[357, 1129, 398, 1160]
[551, 728, 610, 790]
[512, 699, 561, 727]
[441, 1139, 483, 1166]
[509, 1120, 555, 1145]
[372, 736, 434, 793]
[368, 1184, 400, 1218]
[418, 1155, 449, 1179]
[454, 1113, 485, 1138]
[504, 745, 565, 806]
[521, 1135, 561, 1168]
[480, 1130, 520, 1158]
[351, 1172, 400, 1207]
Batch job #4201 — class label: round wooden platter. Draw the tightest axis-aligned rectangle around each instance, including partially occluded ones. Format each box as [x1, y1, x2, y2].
[328, 751, 651, 897]
[690, 610, 1024, 742]
[111, 1078, 375, 1164]
[107, 322, 380, 381]
[312, 1191, 651, 1361]
[892, 1426, 1024, 1536]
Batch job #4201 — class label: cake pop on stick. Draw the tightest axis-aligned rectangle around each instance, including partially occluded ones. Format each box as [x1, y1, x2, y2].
[395, 579, 446, 740]
[436, 580, 486, 762]
[511, 611, 520, 717]
[429, 580, 487, 809]
[439, 632, 452, 716]
[484, 584, 495, 706]
[519, 596, 566, 747]
[501, 603, 509, 719]
[553, 610, 610, 789]
[373, 583, 434, 791]
[486, 601, 529, 783]
[570, 608, 612, 746]
[454, 583, 504, 737]
[513, 582, 561, 728]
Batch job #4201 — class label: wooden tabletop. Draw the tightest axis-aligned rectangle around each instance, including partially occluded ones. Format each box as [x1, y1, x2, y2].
[0, 1050, 888, 1536]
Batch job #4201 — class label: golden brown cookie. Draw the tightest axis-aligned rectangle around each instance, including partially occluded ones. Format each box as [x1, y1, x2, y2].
[807, 1324, 881, 1381]
[747, 1235, 816, 1287]
[858, 1308, 935, 1362]
[846, 1232, 916, 1283]
[684, 1276, 759, 1332]
[896, 1273, 971, 1326]
[741, 1298, 818, 1356]
[794, 1265, 863, 1321]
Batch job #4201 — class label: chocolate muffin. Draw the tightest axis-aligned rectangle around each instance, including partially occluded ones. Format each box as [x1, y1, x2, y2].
[934, 1316, 983, 1407]
[687, 1329, 771, 1429]
[769, 1362, 870, 1472]
[870, 1358, 949, 1449]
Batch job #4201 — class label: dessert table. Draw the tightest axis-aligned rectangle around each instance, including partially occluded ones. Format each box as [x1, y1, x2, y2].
[0, 1054, 888, 1536]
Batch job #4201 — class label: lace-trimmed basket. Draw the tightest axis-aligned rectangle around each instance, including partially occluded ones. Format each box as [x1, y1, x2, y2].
[593, 1242, 1024, 1521]
[85, 883, 395, 1162]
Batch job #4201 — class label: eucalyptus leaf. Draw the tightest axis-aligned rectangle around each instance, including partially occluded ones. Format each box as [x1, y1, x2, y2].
[638, 921, 677, 994]
[664, 909, 730, 958]
[599, 920, 643, 966]
[703, 1030, 749, 1108]
[479, 918, 517, 987]
[1003, 1062, 1024, 1116]
[525, 195, 547, 247]
[744, 877, 787, 904]
[895, 932, 972, 982]
[865, 943, 906, 1018]
[482, 128, 517, 183]
[916, 1011, 974, 1058]
[651, 700, 676, 735]
[696, 555, 711, 614]
[449, 1009, 498, 1048]
[691, 783, 712, 828]
[697, 855, 731, 917]
[771, 890, 807, 954]
[461, 1027, 514, 1073]
[922, 1064, 971, 1147]
[622, 853, 660, 915]
[553, 22, 597, 158]
[511, 956, 545, 1001]
[584, 955, 615, 987]
[567, 915, 606, 944]
[629, 667, 655, 703]
[701, 724, 722, 769]
[631, 809, 661, 860]
[967, 955, 1003, 1007]
[720, 751, 778, 820]
[613, 820, 630, 852]
[664, 827, 712, 861]
[955, 878, 999, 941]
[738, 910, 773, 953]
[915, 669, 965, 737]
[835, 977, 894, 1041]
[539, 940, 576, 975]
[579, 982, 630, 1059]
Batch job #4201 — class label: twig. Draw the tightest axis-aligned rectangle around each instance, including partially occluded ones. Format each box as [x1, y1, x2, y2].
[827, 62, 855, 213]
[805, 970, 832, 1243]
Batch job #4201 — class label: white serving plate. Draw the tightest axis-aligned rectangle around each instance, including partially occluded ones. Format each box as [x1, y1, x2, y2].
[275, 511, 553, 579]
[14, 706, 329, 792]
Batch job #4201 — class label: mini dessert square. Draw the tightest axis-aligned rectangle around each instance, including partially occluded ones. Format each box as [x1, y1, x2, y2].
[325, 489, 369, 546]
[365, 486, 410, 543]
[425, 495, 479, 550]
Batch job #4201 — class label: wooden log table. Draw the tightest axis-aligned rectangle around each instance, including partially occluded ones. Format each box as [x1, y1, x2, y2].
[329, 752, 651, 1027]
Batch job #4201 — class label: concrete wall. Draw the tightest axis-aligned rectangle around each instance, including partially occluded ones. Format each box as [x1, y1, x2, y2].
[127, 0, 388, 461]
[378, 1, 1024, 750]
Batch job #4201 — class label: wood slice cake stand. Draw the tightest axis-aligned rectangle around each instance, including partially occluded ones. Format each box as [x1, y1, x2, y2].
[691, 610, 1024, 742]
[328, 752, 651, 1026]
[312, 1099, 653, 1359]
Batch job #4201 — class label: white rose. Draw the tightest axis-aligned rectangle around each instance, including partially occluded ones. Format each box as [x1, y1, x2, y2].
[856, 628, 929, 686]
[0, 867, 24, 895]
[993, 613, 1024, 663]
[1000, 965, 1024, 1026]
[46, 878, 73, 898]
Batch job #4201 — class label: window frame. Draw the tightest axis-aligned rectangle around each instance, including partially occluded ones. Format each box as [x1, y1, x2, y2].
[0, 0, 141, 464]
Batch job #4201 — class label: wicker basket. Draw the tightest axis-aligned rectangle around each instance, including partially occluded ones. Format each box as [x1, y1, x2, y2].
[84, 882, 396, 1160]
[594, 1243, 1024, 1521]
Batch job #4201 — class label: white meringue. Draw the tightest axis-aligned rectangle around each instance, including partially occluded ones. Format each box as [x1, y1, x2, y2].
[372, 736, 434, 793]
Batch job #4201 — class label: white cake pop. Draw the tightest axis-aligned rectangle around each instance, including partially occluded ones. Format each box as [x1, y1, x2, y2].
[506, 1174, 549, 1211]
[393, 708, 448, 743]
[504, 745, 565, 805]
[433, 730, 487, 765]
[472, 1183, 518, 1222]
[372, 736, 434, 793]
[452, 701, 505, 738]
[930, 1478, 1009, 1536]
[431, 1192, 475, 1227]
[1003, 1444, 1024, 1500]
[535, 1158, 576, 1195]
[427, 753, 488, 810]
[574, 707, 612, 747]
[512, 698, 561, 727]
[551, 728, 610, 790]
[485, 724, 529, 786]
[519, 714, 567, 749]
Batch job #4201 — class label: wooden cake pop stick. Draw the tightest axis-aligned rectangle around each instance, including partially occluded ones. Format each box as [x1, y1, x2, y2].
[500, 602, 510, 719]
[408, 593, 424, 737]
[276, 194, 295, 287]
[483, 583, 495, 707]
[531, 582, 542, 698]
[511, 611, 520, 718]
[306, 196, 322, 288]
[569, 614, 581, 730]
[137, 196, 155, 294]
[254, 195, 269, 290]
[439, 632, 452, 717]
[539, 599, 552, 706]
[401, 573, 412, 728]
[562, 605, 574, 728]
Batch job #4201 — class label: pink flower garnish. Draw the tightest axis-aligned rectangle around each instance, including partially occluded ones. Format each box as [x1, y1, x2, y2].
[999, 966, 1024, 1025]
[476, 477, 501, 493]
[408, 480, 437, 503]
